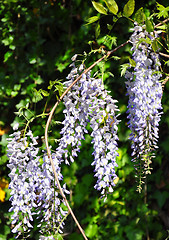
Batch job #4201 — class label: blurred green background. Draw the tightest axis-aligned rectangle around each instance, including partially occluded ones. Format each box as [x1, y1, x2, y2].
[0, 0, 169, 239]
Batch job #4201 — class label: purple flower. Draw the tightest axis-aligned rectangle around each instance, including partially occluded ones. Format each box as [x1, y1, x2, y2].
[7, 129, 69, 237]
[125, 24, 163, 191]
[57, 58, 120, 198]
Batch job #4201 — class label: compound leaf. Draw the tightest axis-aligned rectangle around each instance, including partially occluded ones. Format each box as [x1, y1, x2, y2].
[156, 2, 169, 19]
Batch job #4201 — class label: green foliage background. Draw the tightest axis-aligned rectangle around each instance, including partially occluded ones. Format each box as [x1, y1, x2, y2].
[0, 0, 169, 239]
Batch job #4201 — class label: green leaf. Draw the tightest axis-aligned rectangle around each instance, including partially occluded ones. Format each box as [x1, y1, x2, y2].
[34, 75, 43, 85]
[16, 99, 29, 110]
[108, 71, 114, 77]
[111, 55, 120, 60]
[155, 24, 166, 31]
[134, 7, 145, 23]
[54, 84, 64, 97]
[4, 51, 13, 62]
[85, 16, 100, 25]
[92, 1, 107, 15]
[107, 24, 113, 30]
[29, 58, 36, 64]
[85, 224, 98, 238]
[14, 84, 21, 91]
[6, 88, 12, 96]
[48, 80, 57, 90]
[145, 18, 154, 33]
[104, 0, 118, 15]
[156, 2, 169, 19]
[97, 35, 117, 49]
[128, 57, 136, 67]
[0, 121, 5, 126]
[123, 0, 135, 17]
[1, 18, 8, 22]
[4, 0, 18, 3]
[95, 22, 100, 39]
[2, 38, 10, 46]
[32, 89, 43, 103]
[40, 89, 49, 97]
[9, 44, 15, 50]
[120, 63, 130, 76]
[106, 35, 117, 49]
[11, 91, 18, 97]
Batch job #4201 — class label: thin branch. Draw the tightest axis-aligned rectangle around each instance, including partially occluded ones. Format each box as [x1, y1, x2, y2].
[44, 39, 129, 239]
[154, 18, 169, 28]
[159, 52, 169, 58]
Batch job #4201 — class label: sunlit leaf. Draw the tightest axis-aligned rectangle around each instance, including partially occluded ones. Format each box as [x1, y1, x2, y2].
[123, 0, 135, 17]
[120, 63, 130, 76]
[4, 51, 13, 62]
[97, 35, 117, 50]
[85, 16, 100, 25]
[85, 223, 98, 238]
[54, 85, 63, 97]
[134, 7, 145, 23]
[14, 84, 21, 91]
[129, 57, 136, 67]
[11, 91, 19, 97]
[92, 1, 107, 15]
[40, 89, 49, 97]
[156, 2, 169, 19]
[4, 0, 18, 3]
[1, 18, 7, 22]
[48, 80, 58, 90]
[32, 89, 43, 103]
[29, 58, 36, 64]
[107, 24, 113, 30]
[111, 56, 120, 60]
[145, 18, 154, 33]
[9, 45, 15, 50]
[95, 22, 100, 39]
[104, 0, 118, 15]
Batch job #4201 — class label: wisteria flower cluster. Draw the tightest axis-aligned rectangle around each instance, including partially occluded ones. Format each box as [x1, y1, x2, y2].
[125, 24, 163, 190]
[7, 128, 69, 238]
[56, 56, 120, 197]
